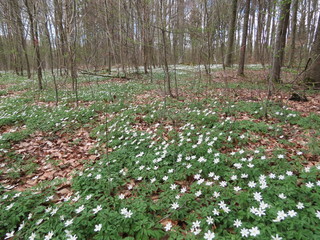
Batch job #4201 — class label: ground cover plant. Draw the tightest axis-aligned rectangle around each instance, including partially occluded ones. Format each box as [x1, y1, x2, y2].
[0, 68, 320, 240]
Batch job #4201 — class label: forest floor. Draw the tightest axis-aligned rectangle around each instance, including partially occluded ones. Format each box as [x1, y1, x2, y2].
[0, 67, 320, 240]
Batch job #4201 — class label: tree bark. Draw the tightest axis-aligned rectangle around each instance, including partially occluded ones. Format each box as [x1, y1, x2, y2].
[65, 0, 78, 92]
[288, 0, 299, 67]
[254, 0, 263, 63]
[24, 0, 43, 90]
[11, 0, 31, 79]
[43, 0, 59, 105]
[304, 15, 320, 88]
[159, 0, 173, 97]
[0, 35, 7, 71]
[269, 0, 291, 83]
[247, 4, 255, 60]
[177, 0, 184, 63]
[225, 0, 238, 67]
[238, 0, 251, 75]
[263, 1, 273, 62]
[53, 0, 68, 76]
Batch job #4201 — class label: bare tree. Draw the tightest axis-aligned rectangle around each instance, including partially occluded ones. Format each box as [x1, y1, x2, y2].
[53, 0, 68, 76]
[24, 0, 43, 90]
[10, 0, 31, 78]
[288, 0, 299, 67]
[159, 0, 173, 97]
[63, 0, 79, 106]
[176, 0, 185, 64]
[238, 0, 251, 75]
[225, 0, 238, 67]
[254, 0, 263, 63]
[0, 0, 319, 90]
[269, 0, 291, 84]
[304, 15, 320, 88]
[43, 0, 59, 104]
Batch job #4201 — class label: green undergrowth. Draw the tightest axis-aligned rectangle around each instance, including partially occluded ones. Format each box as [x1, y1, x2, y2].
[0, 71, 320, 240]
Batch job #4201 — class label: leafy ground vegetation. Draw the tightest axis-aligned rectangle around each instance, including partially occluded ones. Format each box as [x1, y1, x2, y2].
[0, 66, 320, 240]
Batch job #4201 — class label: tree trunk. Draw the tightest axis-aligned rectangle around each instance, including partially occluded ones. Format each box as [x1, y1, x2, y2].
[177, 0, 184, 63]
[54, 0, 68, 76]
[269, 2, 277, 54]
[269, 0, 291, 83]
[254, 0, 262, 63]
[43, 1, 59, 105]
[136, 0, 150, 74]
[225, 0, 238, 67]
[118, 0, 126, 75]
[66, 1, 78, 92]
[288, 0, 299, 67]
[24, 0, 43, 90]
[304, 15, 320, 88]
[160, 0, 173, 97]
[238, 0, 251, 75]
[247, 5, 255, 60]
[11, 0, 31, 79]
[263, 1, 273, 63]
[0, 35, 7, 71]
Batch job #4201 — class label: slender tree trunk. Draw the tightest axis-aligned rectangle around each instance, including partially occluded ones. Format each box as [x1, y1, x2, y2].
[269, 0, 291, 84]
[263, 1, 273, 64]
[288, 0, 299, 67]
[238, 0, 251, 75]
[247, 5, 255, 60]
[306, 0, 316, 52]
[254, 0, 263, 63]
[43, 2, 59, 105]
[162, 28, 173, 97]
[177, 0, 184, 63]
[216, 2, 226, 70]
[204, 0, 212, 74]
[54, 0, 68, 76]
[160, 0, 173, 97]
[24, 0, 43, 90]
[34, 20, 43, 89]
[11, 0, 31, 79]
[66, 1, 78, 94]
[118, 0, 126, 75]
[103, 0, 117, 74]
[225, 0, 238, 67]
[0, 36, 7, 71]
[136, 0, 149, 74]
[304, 15, 320, 88]
[269, 1, 278, 65]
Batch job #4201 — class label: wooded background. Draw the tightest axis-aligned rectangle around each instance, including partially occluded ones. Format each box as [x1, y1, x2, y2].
[0, 0, 319, 89]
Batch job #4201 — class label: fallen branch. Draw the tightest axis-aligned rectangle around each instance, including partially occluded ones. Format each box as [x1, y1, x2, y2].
[79, 70, 130, 79]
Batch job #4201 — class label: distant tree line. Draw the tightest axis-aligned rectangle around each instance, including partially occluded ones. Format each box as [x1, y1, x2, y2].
[0, 0, 319, 90]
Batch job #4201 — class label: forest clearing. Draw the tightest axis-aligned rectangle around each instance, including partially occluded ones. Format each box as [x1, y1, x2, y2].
[1, 0, 320, 239]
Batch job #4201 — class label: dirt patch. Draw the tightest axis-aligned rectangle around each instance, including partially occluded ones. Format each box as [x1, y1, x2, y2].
[1, 128, 99, 191]
[132, 89, 163, 105]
